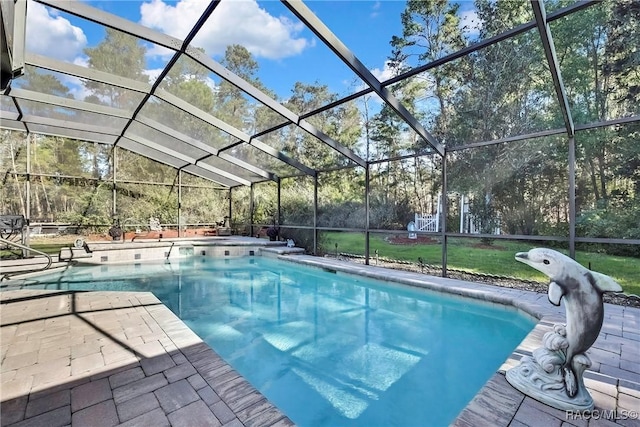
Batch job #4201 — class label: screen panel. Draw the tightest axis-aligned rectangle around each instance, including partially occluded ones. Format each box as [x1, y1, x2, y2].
[281, 175, 315, 227]
[551, 1, 639, 125]
[447, 135, 569, 237]
[317, 167, 365, 229]
[575, 124, 640, 240]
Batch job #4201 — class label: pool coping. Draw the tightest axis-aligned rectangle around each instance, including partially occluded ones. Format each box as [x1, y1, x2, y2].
[1, 253, 638, 426]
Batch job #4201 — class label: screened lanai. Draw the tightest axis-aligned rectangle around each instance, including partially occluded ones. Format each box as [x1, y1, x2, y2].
[1, 0, 639, 282]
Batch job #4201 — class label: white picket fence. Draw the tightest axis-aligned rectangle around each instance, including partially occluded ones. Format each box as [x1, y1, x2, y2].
[414, 213, 439, 232]
[462, 213, 501, 235]
[412, 194, 501, 235]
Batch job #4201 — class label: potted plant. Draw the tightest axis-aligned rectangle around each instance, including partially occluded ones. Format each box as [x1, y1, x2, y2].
[266, 226, 279, 241]
[108, 223, 123, 241]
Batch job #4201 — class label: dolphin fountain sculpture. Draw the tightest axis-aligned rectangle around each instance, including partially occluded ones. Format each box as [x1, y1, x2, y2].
[505, 248, 623, 411]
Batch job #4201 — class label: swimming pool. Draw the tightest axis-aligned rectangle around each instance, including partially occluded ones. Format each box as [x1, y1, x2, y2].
[9, 257, 535, 426]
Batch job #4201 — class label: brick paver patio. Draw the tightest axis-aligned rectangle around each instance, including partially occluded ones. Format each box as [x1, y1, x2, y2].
[1, 255, 639, 426]
[0, 290, 292, 427]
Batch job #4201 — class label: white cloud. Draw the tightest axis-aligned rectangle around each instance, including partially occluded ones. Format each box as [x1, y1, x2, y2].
[459, 10, 482, 38]
[370, 1, 381, 19]
[140, 0, 205, 40]
[72, 57, 89, 68]
[143, 67, 218, 92]
[67, 81, 93, 102]
[349, 61, 401, 105]
[143, 67, 164, 84]
[26, 1, 87, 62]
[139, 0, 312, 60]
[370, 61, 399, 82]
[203, 76, 218, 93]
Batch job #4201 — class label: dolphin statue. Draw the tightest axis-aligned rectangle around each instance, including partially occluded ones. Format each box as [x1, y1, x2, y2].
[515, 248, 622, 397]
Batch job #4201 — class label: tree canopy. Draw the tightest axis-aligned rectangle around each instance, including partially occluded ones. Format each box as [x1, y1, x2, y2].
[1, 0, 637, 255]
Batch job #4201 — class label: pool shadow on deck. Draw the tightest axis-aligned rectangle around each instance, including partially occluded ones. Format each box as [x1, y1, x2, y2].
[0, 290, 292, 427]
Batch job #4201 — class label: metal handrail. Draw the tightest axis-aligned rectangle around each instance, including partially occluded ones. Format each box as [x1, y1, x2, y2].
[0, 238, 53, 281]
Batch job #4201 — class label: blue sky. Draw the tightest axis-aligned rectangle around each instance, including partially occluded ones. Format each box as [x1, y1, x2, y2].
[24, 0, 481, 102]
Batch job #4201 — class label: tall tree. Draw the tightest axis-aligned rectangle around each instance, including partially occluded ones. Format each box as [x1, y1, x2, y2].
[215, 44, 259, 132]
[390, 0, 466, 141]
[83, 27, 148, 110]
[445, 1, 558, 237]
[604, 0, 640, 199]
[368, 0, 466, 227]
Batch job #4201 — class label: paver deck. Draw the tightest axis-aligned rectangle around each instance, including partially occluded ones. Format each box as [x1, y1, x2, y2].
[1, 253, 639, 427]
[0, 290, 292, 427]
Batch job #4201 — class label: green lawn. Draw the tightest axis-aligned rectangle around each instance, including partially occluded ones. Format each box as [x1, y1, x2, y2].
[321, 232, 640, 296]
[1, 243, 67, 260]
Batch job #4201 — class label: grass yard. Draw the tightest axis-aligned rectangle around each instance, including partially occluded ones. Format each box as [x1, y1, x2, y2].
[320, 232, 640, 296]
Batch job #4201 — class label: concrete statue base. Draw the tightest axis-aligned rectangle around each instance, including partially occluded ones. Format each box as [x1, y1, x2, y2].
[506, 324, 594, 411]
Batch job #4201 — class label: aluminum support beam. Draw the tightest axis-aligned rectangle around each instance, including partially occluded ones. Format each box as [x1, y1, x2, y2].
[8, 88, 131, 118]
[575, 115, 640, 131]
[155, 89, 251, 142]
[112, 146, 117, 217]
[118, 137, 187, 168]
[6, 119, 117, 145]
[20, 114, 122, 137]
[177, 170, 182, 237]
[124, 133, 248, 186]
[531, 0, 575, 137]
[156, 89, 315, 177]
[187, 49, 366, 168]
[364, 163, 370, 265]
[137, 115, 277, 182]
[568, 136, 576, 258]
[123, 133, 197, 167]
[0, 118, 26, 132]
[228, 188, 233, 226]
[195, 163, 251, 188]
[135, 115, 221, 156]
[277, 181, 281, 226]
[255, 1, 598, 144]
[137, 113, 277, 182]
[10, 0, 27, 80]
[0, 111, 19, 121]
[218, 152, 278, 183]
[25, 131, 31, 255]
[27, 54, 151, 94]
[282, 0, 445, 157]
[313, 175, 318, 255]
[38, 0, 319, 180]
[249, 184, 254, 237]
[441, 154, 448, 278]
[180, 165, 238, 189]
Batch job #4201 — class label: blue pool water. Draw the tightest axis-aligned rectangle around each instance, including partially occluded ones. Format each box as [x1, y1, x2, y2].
[11, 257, 535, 426]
